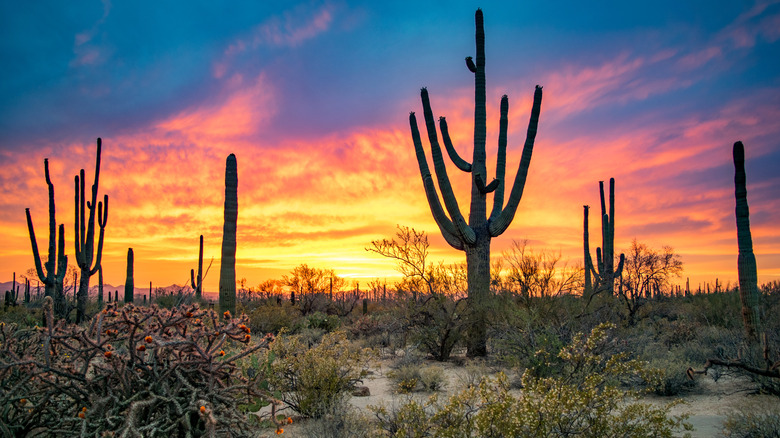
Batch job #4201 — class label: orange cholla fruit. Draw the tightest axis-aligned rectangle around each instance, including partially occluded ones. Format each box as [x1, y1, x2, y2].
[82, 407, 87, 412]
[223, 311, 231, 319]
[200, 406, 206, 414]
[276, 428, 284, 435]
[104, 351, 112, 358]
[19, 399, 27, 404]
[244, 334, 251, 342]
[145, 336, 153, 343]
[78, 412, 85, 419]
[186, 311, 193, 318]
[219, 350, 225, 356]
[287, 417, 293, 424]
[137, 345, 146, 351]
[239, 324, 250, 333]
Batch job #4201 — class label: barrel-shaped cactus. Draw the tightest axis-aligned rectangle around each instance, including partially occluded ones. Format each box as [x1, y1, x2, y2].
[219, 154, 238, 316]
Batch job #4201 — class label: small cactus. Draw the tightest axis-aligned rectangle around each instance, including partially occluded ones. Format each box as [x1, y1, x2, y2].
[124, 248, 134, 303]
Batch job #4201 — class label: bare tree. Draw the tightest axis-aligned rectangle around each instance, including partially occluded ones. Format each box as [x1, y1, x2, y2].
[501, 240, 583, 307]
[620, 239, 683, 325]
[282, 264, 346, 315]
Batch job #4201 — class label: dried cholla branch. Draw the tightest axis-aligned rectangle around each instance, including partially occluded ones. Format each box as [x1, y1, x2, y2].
[0, 302, 277, 436]
[687, 333, 780, 380]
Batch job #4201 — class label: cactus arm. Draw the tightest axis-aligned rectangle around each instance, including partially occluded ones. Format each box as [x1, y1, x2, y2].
[410, 112, 465, 250]
[44, 159, 56, 279]
[489, 95, 509, 222]
[55, 224, 67, 286]
[26, 208, 50, 285]
[438, 117, 472, 172]
[607, 178, 615, 274]
[191, 269, 196, 289]
[419, 90, 476, 244]
[88, 196, 107, 276]
[615, 253, 625, 278]
[475, 174, 499, 194]
[465, 56, 477, 73]
[488, 85, 543, 237]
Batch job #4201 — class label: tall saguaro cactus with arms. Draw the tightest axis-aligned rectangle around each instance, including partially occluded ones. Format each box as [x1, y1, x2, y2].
[584, 178, 624, 297]
[410, 9, 543, 356]
[25, 158, 68, 318]
[74, 138, 108, 323]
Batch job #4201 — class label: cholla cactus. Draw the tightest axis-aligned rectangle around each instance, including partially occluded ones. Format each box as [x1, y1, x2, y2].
[0, 301, 278, 436]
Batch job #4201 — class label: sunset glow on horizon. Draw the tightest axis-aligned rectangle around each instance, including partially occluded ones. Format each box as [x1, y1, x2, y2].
[1, 1, 779, 294]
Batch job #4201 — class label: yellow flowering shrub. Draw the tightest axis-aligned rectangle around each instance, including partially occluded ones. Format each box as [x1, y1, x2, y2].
[372, 323, 693, 438]
[268, 330, 374, 418]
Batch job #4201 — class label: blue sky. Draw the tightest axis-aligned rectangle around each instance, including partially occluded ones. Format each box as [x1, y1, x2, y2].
[1, 0, 778, 290]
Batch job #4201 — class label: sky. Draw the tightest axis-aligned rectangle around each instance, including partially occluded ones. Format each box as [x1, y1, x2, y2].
[1, 0, 779, 295]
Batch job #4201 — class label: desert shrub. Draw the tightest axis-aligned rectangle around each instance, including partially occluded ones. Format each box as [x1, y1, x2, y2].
[419, 365, 446, 392]
[387, 363, 444, 393]
[301, 402, 379, 438]
[267, 330, 373, 418]
[392, 345, 426, 369]
[0, 298, 277, 437]
[0, 303, 39, 328]
[246, 302, 301, 335]
[645, 352, 698, 396]
[371, 323, 693, 438]
[305, 311, 341, 332]
[388, 364, 422, 393]
[489, 306, 569, 378]
[456, 360, 491, 389]
[402, 293, 465, 361]
[721, 405, 780, 438]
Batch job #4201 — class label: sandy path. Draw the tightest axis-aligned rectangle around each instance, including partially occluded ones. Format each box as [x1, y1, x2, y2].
[261, 358, 777, 437]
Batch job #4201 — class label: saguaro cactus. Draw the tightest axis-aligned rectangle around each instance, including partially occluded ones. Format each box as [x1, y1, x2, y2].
[74, 138, 109, 323]
[219, 154, 238, 316]
[584, 178, 625, 296]
[191, 235, 204, 299]
[124, 248, 134, 303]
[733, 141, 761, 342]
[410, 9, 543, 356]
[25, 158, 69, 316]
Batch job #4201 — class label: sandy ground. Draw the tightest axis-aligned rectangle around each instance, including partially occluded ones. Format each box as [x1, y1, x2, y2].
[258, 357, 777, 437]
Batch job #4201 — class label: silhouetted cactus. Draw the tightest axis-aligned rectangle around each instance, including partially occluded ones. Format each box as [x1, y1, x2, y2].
[25, 159, 68, 315]
[409, 9, 543, 356]
[124, 248, 134, 303]
[219, 154, 238, 316]
[97, 265, 104, 306]
[74, 138, 109, 323]
[733, 141, 761, 341]
[191, 235, 204, 299]
[584, 178, 624, 296]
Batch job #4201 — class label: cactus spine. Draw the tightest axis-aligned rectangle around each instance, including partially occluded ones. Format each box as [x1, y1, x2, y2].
[25, 158, 69, 318]
[218, 154, 238, 316]
[74, 138, 108, 323]
[584, 178, 625, 296]
[733, 141, 761, 342]
[124, 248, 134, 303]
[410, 9, 543, 356]
[191, 235, 204, 299]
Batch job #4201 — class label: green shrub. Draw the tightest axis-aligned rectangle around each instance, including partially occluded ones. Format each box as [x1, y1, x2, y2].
[371, 323, 693, 438]
[306, 311, 341, 332]
[721, 406, 780, 438]
[267, 330, 373, 418]
[419, 365, 446, 392]
[388, 364, 422, 393]
[301, 402, 379, 438]
[246, 302, 301, 335]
